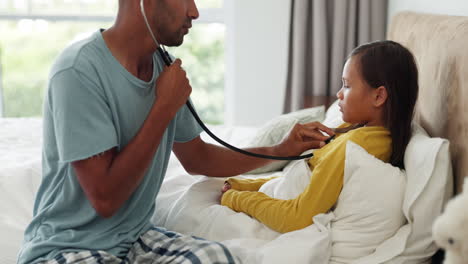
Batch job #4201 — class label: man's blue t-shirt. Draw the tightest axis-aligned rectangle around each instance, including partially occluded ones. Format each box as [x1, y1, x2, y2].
[18, 30, 203, 264]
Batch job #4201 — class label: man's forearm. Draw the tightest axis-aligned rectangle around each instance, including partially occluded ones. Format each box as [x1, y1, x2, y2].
[100, 101, 177, 214]
[174, 121, 332, 179]
[188, 143, 281, 177]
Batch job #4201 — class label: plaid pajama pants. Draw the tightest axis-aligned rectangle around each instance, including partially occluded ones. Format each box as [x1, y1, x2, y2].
[42, 227, 239, 264]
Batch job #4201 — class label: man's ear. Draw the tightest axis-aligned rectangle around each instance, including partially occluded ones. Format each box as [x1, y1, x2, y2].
[373, 86, 388, 107]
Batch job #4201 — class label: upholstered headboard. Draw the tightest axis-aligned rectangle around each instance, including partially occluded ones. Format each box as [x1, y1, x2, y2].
[388, 12, 468, 194]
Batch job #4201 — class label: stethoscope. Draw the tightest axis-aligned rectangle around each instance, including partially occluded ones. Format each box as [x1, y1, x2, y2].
[140, 0, 334, 161]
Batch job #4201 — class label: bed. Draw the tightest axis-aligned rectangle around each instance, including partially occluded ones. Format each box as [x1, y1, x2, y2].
[1, 11, 467, 264]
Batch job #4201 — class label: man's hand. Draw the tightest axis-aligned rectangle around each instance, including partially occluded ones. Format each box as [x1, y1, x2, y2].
[274, 122, 335, 157]
[155, 59, 192, 114]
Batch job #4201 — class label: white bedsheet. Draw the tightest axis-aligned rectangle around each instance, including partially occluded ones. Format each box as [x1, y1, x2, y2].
[0, 118, 42, 264]
[0, 118, 444, 264]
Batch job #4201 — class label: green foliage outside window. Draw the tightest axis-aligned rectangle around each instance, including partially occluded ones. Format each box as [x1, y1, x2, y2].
[0, 20, 225, 124]
[168, 24, 225, 125]
[0, 21, 111, 117]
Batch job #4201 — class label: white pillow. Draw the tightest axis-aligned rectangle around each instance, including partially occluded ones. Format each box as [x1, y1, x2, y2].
[255, 105, 452, 263]
[322, 99, 344, 128]
[247, 105, 325, 174]
[309, 101, 453, 263]
[258, 140, 406, 263]
[397, 125, 452, 262]
[317, 103, 453, 263]
[353, 124, 453, 264]
[330, 141, 407, 263]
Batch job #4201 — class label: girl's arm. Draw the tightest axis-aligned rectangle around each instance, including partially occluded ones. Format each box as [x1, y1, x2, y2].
[225, 177, 277, 191]
[221, 141, 347, 233]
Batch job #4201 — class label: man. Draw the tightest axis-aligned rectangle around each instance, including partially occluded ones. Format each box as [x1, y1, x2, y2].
[18, 0, 334, 263]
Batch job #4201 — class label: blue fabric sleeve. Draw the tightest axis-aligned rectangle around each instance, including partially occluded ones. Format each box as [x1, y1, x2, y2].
[174, 98, 203, 143]
[167, 51, 202, 143]
[49, 68, 118, 162]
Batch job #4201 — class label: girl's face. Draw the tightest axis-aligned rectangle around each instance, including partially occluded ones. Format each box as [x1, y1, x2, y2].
[336, 56, 386, 126]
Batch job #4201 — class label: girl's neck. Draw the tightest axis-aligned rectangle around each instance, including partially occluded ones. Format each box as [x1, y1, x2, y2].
[364, 120, 385, 127]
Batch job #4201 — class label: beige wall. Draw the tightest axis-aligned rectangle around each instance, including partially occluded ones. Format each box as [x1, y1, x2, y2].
[224, 0, 291, 126]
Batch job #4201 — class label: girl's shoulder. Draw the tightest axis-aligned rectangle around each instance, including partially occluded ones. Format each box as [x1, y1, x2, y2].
[334, 124, 388, 140]
[346, 126, 390, 139]
[344, 126, 391, 149]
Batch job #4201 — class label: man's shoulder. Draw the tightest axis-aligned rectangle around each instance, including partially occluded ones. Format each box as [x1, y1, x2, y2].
[49, 31, 104, 79]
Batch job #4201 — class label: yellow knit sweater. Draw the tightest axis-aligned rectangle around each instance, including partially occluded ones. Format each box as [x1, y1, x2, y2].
[221, 125, 392, 233]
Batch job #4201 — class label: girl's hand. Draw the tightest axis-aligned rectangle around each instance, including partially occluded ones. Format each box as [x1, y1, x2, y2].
[221, 182, 232, 193]
[219, 182, 232, 204]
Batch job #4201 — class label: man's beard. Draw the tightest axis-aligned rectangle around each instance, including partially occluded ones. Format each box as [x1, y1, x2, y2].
[166, 32, 185, 47]
[164, 19, 191, 47]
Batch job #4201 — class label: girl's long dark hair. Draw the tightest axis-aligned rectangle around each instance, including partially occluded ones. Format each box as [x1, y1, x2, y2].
[350, 40, 419, 169]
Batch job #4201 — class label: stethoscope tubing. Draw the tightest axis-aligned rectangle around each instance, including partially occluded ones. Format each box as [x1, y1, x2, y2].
[141, 0, 328, 160]
[157, 48, 333, 161]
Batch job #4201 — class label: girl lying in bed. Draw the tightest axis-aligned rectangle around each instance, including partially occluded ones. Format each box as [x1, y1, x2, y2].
[219, 40, 419, 233]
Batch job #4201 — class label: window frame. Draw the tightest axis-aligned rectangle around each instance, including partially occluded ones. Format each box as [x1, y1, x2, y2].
[0, 8, 223, 23]
[0, 4, 224, 118]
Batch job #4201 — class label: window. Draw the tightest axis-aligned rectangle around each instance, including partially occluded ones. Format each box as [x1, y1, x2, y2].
[0, 0, 225, 124]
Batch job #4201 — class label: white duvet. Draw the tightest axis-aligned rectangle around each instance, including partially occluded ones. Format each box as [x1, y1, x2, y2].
[153, 157, 335, 264]
[153, 126, 333, 263]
